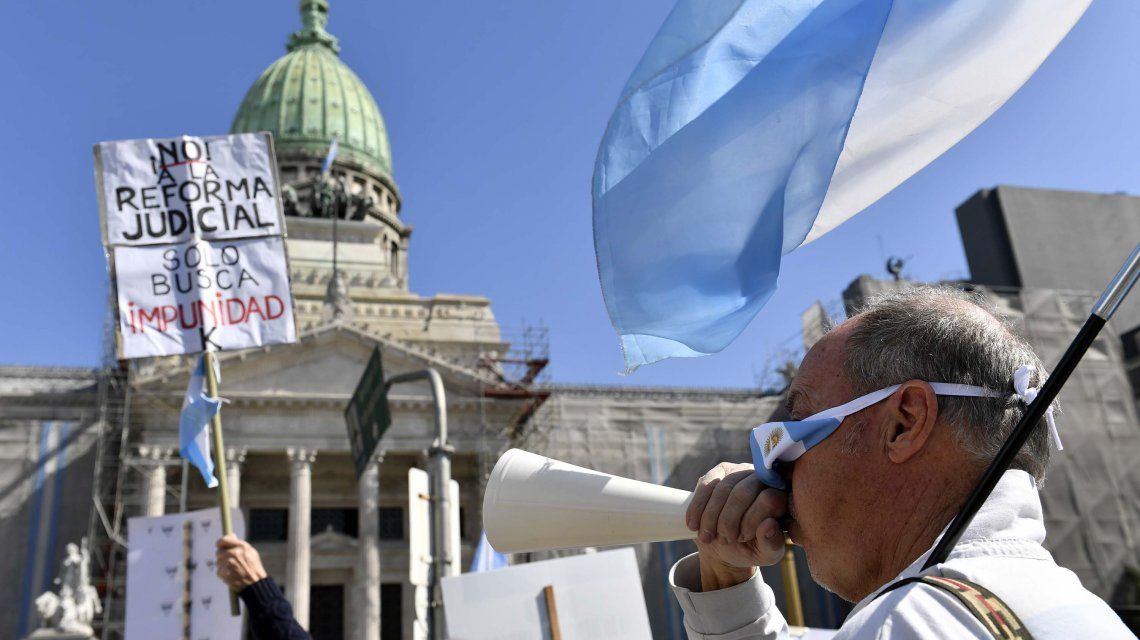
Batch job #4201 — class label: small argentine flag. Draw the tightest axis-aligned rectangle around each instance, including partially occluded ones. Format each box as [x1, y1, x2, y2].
[179, 355, 222, 488]
[593, 0, 1091, 371]
[320, 136, 339, 176]
[469, 530, 508, 573]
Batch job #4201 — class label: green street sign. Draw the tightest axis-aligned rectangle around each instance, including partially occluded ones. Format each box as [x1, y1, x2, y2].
[345, 346, 392, 478]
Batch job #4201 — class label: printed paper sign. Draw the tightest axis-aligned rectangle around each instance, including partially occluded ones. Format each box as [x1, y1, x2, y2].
[125, 508, 246, 640]
[113, 237, 296, 358]
[95, 133, 297, 358]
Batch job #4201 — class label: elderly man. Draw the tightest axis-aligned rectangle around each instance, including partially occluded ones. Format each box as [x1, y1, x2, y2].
[674, 287, 1131, 638]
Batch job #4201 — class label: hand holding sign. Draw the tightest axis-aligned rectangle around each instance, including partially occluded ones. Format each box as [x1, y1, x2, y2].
[96, 132, 298, 617]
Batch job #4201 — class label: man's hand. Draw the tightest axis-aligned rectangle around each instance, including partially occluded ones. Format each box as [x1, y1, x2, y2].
[216, 534, 268, 592]
[686, 462, 788, 591]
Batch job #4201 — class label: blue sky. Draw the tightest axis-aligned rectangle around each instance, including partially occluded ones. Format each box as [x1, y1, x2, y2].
[0, 1, 1136, 387]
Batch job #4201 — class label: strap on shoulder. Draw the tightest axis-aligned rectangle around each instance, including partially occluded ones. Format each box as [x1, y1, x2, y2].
[877, 575, 1034, 640]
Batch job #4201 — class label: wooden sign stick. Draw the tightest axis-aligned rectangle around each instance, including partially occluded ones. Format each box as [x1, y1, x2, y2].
[183, 520, 193, 640]
[543, 585, 563, 640]
[203, 349, 241, 616]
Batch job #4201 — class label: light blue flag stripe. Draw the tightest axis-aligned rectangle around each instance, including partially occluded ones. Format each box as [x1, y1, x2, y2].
[469, 530, 508, 573]
[320, 136, 339, 175]
[595, 0, 891, 371]
[593, 0, 1090, 372]
[179, 354, 221, 488]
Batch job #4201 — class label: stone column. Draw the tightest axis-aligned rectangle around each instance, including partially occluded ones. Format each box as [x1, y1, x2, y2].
[358, 451, 385, 640]
[225, 447, 247, 507]
[138, 446, 170, 517]
[286, 448, 317, 628]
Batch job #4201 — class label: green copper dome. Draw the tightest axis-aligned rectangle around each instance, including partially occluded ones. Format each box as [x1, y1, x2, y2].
[231, 0, 393, 181]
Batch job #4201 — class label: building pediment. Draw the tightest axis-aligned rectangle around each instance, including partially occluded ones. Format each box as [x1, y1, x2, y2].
[133, 322, 497, 399]
[311, 526, 358, 551]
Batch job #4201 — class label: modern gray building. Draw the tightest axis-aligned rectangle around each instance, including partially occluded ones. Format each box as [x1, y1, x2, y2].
[956, 186, 1140, 408]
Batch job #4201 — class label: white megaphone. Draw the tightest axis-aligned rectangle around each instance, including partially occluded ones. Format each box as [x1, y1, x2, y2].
[483, 449, 696, 553]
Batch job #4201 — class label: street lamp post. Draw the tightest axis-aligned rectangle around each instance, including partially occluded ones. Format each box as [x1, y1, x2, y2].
[384, 368, 452, 640]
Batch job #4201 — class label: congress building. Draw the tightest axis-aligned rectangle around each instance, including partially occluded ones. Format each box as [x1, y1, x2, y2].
[0, 3, 787, 639]
[3, 2, 1137, 639]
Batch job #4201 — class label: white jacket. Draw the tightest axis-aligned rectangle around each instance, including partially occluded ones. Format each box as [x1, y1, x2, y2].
[669, 470, 1132, 639]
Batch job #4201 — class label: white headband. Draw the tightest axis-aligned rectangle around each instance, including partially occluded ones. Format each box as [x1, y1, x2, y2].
[1013, 364, 1061, 451]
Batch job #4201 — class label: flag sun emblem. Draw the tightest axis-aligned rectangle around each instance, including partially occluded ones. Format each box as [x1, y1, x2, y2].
[764, 427, 783, 456]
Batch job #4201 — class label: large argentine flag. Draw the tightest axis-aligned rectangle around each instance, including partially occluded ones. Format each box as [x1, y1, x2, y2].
[179, 355, 222, 487]
[593, 0, 1090, 371]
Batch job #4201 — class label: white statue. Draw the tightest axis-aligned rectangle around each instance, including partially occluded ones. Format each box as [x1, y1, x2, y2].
[31, 538, 102, 639]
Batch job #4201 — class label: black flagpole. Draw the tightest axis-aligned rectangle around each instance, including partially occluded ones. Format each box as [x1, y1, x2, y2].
[924, 242, 1140, 570]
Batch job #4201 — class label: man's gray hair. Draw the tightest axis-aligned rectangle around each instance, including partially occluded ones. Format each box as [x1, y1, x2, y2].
[843, 285, 1051, 480]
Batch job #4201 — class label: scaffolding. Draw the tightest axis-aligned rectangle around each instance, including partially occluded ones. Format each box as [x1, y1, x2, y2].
[86, 305, 190, 640]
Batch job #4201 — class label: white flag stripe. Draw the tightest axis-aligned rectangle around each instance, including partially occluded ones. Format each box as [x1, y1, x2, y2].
[806, 0, 1091, 244]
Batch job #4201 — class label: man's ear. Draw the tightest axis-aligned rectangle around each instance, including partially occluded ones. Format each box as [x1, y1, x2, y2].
[882, 380, 938, 463]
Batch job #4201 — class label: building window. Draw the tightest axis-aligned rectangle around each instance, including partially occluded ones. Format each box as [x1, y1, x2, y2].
[379, 506, 404, 540]
[248, 508, 288, 542]
[312, 508, 359, 538]
[381, 584, 402, 639]
[249, 508, 363, 541]
[389, 241, 399, 277]
[309, 585, 346, 639]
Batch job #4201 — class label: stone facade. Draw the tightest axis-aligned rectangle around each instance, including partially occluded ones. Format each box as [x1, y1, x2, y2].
[0, 368, 102, 639]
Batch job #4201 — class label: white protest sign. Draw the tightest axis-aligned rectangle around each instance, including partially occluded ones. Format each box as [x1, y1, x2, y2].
[409, 467, 430, 588]
[441, 547, 653, 640]
[113, 237, 296, 358]
[125, 508, 246, 640]
[95, 133, 297, 359]
[97, 134, 282, 246]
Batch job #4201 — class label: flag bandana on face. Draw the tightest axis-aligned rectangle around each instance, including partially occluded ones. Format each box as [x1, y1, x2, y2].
[592, 0, 1091, 372]
[750, 366, 1059, 491]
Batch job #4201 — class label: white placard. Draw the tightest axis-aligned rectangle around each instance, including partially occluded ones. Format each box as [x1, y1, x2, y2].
[95, 132, 297, 359]
[113, 237, 296, 358]
[441, 547, 652, 640]
[449, 479, 460, 577]
[408, 467, 430, 588]
[125, 508, 246, 640]
[97, 133, 283, 247]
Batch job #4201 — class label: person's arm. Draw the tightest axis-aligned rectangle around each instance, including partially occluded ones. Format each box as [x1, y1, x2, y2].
[670, 552, 787, 639]
[216, 535, 312, 640]
[671, 462, 790, 639]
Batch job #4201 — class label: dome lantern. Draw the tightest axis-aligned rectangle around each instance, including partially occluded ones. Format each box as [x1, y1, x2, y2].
[230, 0, 397, 198]
[288, 0, 340, 54]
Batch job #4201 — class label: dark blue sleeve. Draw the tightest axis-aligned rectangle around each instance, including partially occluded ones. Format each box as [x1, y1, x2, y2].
[238, 577, 312, 640]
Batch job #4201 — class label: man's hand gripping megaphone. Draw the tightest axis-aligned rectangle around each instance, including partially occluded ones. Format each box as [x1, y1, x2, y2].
[685, 462, 788, 592]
